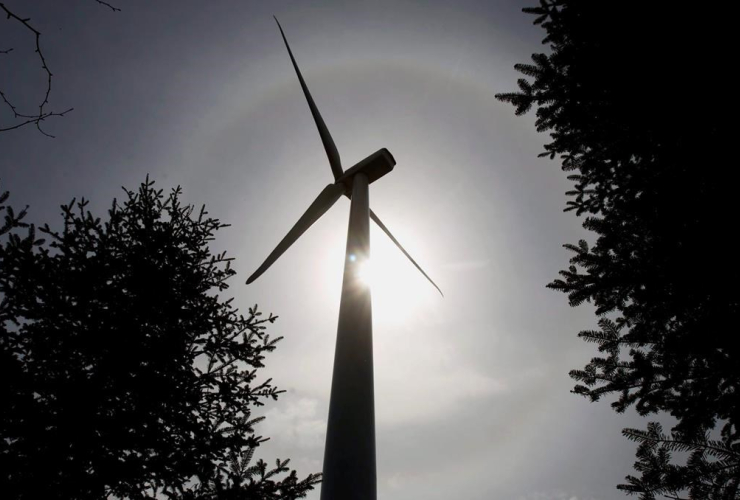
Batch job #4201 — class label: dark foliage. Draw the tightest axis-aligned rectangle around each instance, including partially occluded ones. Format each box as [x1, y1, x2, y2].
[0, 179, 320, 499]
[497, 1, 738, 498]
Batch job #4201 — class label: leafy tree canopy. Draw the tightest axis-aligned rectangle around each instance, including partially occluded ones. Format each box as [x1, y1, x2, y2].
[0, 179, 320, 499]
[497, 1, 738, 498]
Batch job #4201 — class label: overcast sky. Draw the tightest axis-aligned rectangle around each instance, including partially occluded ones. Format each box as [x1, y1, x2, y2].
[1, 1, 650, 499]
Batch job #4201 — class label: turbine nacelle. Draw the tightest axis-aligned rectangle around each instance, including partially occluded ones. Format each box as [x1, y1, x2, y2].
[247, 18, 442, 296]
[251, 19, 444, 500]
[336, 148, 395, 191]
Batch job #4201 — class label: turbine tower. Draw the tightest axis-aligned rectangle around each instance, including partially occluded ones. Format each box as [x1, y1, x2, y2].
[247, 18, 442, 500]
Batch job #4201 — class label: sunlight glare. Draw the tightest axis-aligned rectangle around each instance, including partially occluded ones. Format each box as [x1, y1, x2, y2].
[314, 214, 440, 327]
[357, 258, 375, 288]
[365, 225, 438, 326]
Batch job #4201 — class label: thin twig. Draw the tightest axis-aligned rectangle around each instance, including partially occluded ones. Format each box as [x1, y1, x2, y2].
[0, 0, 119, 136]
[94, 0, 121, 12]
[0, 2, 60, 136]
[0, 87, 72, 137]
[0, 3, 53, 117]
[0, 107, 73, 137]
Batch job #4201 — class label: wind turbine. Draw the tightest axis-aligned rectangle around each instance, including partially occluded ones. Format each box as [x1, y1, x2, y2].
[247, 17, 442, 500]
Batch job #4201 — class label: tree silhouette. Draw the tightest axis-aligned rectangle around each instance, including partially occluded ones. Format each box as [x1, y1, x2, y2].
[496, 1, 738, 498]
[0, 179, 320, 499]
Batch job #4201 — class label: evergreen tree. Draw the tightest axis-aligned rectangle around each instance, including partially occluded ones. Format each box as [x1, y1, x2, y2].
[496, 2, 738, 498]
[0, 179, 320, 499]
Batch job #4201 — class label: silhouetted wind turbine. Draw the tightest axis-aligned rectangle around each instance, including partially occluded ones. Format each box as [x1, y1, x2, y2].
[247, 17, 442, 500]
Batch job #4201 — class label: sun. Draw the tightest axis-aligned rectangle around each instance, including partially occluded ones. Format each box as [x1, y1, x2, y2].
[355, 226, 439, 326]
[356, 258, 376, 288]
[314, 220, 440, 326]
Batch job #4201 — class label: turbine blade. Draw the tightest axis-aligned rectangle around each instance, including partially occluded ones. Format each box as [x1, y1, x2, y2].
[247, 183, 345, 284]
[370, 209, 443, 296]
[274, 16, 343, 181]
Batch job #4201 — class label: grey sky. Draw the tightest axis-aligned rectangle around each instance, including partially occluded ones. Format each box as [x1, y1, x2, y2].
[1, 1, 648, 499]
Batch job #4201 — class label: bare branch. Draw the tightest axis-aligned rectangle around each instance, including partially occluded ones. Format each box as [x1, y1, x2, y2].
[1, 89, 30, 118]
[0, 3, 53, 115]
[0, 2, 66, 136]
[0, 107, 73, 137]
[93, 0, 121, 12]
[0, 1, 119, 136]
